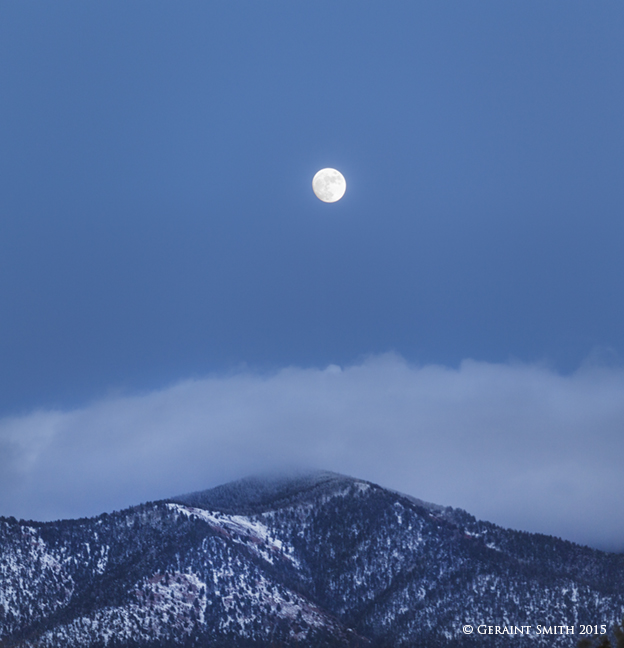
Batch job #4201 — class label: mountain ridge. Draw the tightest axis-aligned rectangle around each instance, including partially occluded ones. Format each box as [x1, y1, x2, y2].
[1, 470, 623, 647]
[170, 471, 450, 518]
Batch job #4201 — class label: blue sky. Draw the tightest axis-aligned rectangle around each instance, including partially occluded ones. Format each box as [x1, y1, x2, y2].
[1, 2, 624, 549]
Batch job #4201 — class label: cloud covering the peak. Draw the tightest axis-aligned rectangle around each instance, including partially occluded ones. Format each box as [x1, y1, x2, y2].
[1, 354, 623, 551]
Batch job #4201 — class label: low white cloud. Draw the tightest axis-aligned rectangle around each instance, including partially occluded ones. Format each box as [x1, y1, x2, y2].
[1, 354, 623, 551]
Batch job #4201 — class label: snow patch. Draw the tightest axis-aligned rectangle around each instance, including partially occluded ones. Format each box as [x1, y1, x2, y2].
[167, 503, 300, 568]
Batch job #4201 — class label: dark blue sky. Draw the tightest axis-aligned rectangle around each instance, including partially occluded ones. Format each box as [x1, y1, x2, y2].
[1, 1, 623, 414]
[2, 3, 624, 547]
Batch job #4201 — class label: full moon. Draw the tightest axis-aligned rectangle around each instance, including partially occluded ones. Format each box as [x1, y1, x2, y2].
[312, 168, 346, 203]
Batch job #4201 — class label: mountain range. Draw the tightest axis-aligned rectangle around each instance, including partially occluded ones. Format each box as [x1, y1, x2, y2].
[1, 471, 623, 647]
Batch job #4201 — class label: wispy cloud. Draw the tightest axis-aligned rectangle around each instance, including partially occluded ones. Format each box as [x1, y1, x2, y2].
[1, 354, 623, 551]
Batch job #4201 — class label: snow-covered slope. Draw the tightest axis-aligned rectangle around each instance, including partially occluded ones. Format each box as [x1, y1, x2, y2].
[0, 472, 623, 647]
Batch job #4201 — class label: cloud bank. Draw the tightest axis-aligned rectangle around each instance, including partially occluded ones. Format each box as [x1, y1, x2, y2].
[1, 354, 623, 551]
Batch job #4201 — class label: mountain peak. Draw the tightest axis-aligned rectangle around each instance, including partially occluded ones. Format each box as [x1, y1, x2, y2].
[168, 469, 363, 514]
[2, 471, 623, 647]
